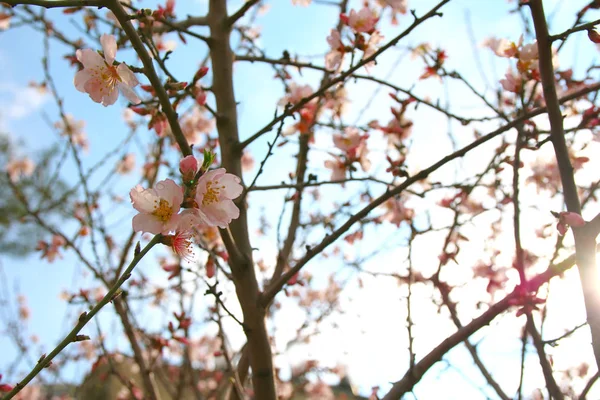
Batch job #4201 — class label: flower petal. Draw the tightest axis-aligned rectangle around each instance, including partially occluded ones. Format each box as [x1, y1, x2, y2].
[118, 81, 141, 105]
[130, 185, 158, 213]
[220, 173, 243, 198]
[101, 87, 119, 106]
[76, 48, 105, 69]
[100, 34, 117, 65]
[154, 179, 183, 211]
[74, 69, 92, 93]
[117, 63, 139, 87]
[132, 213, 163, 234]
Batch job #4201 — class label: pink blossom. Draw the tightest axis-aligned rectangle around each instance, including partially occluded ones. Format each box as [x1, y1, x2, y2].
[345, 7, 378, 33]
[116, 153, 136, 174]
[376, 0, 407, 25]
[291, 0, 311, 5]
[325, 50, 344, 71]
[482, 36, 521, 58]
[74, 34, 141, 106]
[180, 108, 215, 145]
[194, 169, 243, 228]
[162, 228, 195, 261]
[195, 83, 207, 106]
[323, 86, 349, 117]
[130, 179, 184, 234]
[333, 127, 363, 152]
[5, 157, 35, 182]
[325, 30, 345, 70]
[327, 29, 343, 51]
[380, 197, 414, 226]
[241, 151, 255, 172]
[0, 13, 10, 31]
[55, 114, 89, 151]
[519, 41, 539, 62]
[279, 83, 314, 106]
[36, 235, 65, 263]
[500, 68, 522, 93]
[363, 30, 384, 69]
[324, 157, 346, 181]
[356, 140, 371, 172]
[556, 211, 586, 236]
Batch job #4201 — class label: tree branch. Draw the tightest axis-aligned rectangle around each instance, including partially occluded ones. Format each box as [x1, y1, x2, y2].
[1, 236, 160, 400]
[108, 0, 192, 156]
[239, 0, 451, 149]
[529, 0, 600, 371]
[2, 0, 105, 8]
[381, 252, 578, 399]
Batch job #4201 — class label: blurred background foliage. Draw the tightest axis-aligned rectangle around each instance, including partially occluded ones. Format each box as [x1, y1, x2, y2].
[0, 133, 72, 256]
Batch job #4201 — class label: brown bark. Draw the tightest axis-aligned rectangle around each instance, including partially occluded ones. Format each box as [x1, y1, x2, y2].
[207, 1, 276, 398]
[529, 0, 600, 371]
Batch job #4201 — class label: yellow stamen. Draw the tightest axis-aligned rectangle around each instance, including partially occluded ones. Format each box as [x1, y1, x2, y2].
[202, 181, 226, 206]
[152, 199, 173, 222]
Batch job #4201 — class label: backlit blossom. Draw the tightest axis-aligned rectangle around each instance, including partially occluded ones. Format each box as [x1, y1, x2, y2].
[279, 83, 313, 106]
[333, 127, 364, 152]
[380, 197, 414, 226]
[325, 30, 345, 70]
[6, 157, 35, 182]
[363, 30, 384, 69]
[74, 34, 141, 106]
[344, 7, 378, 33]
[482, 36, 520, 58]
[500, 68, 522, 93]
[376, 0, 407, 24]
[324, 156, 346, 181]
[556, 211, 586, 236]
[194, 169, 243, 228]
[279, 83, 319, 135]
[130, 179, 183, 234]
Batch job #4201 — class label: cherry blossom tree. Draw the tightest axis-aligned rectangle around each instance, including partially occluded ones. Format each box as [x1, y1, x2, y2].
[3, 0, 600, 399]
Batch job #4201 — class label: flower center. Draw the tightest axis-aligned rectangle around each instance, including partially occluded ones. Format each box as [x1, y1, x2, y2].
[153, 198, 173, 222]
[202, 180, 225, 206]
[91, 63, 122, 93]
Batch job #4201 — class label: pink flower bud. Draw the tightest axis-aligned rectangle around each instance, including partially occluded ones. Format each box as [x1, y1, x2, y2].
[589, 29, 600, 44]
[179, 156, 198, 181]
[560, 211, 586, 227]
[557, 222, 568, 236]
[195, 66, 209, 80]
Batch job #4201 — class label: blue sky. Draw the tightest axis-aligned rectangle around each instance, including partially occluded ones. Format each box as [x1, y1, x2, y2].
[2, 0, 600, 398]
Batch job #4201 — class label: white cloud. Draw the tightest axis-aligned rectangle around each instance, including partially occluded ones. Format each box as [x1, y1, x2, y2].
[0, 83, 48, 121]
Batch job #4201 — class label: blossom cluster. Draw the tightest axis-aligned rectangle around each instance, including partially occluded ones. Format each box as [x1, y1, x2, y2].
[130, 154, 243, 260]
[325, 7, 383, 72]
[483, 35, 546, 95]
[325, 127, 370, 181]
